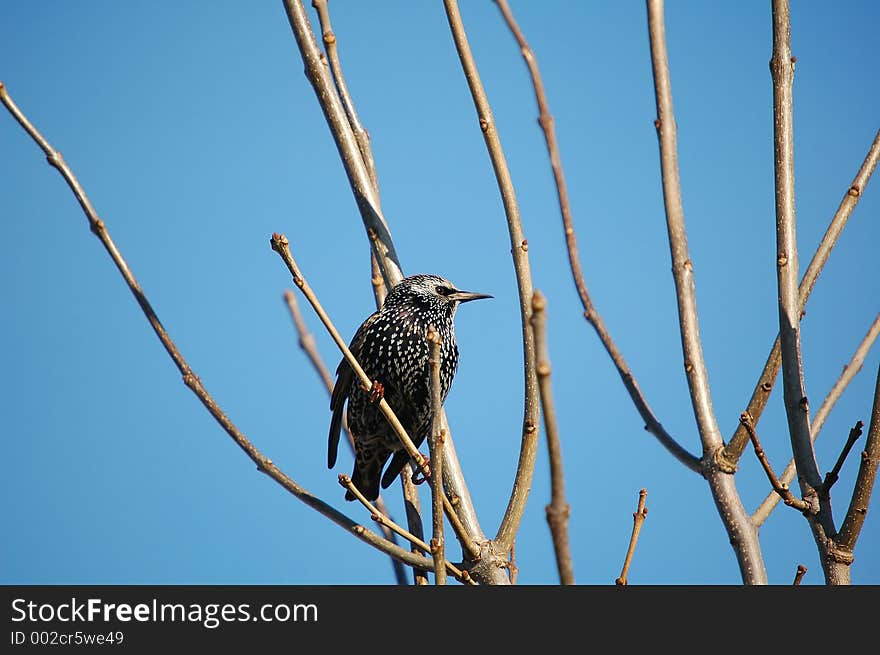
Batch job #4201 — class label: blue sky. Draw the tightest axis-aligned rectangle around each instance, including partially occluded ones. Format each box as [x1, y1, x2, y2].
[2, 2, 878, 585]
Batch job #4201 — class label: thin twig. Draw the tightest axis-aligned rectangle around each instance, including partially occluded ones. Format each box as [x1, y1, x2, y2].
[401, 465, 429, 585]
[441, 0, 539, 558]
[494, 0, 700, 474]
[281, 0, 402, 288]
[339, 475, 475, 585]
[793, 564, 807, 586]
[271, 233, 429, 477]
[283, 289, 407, 585]
[311, 0, 379, 194]
[722, 129, 880, 468]
[427, 328, 447, 585]
[836, 361, 880, 552]
[753, 312, 880, 524]
[646, 0, 724, 455]
[615, 489, 649, 586]
[0, 81, 435, 574]
[530, 291, 575, 585]
[824, 421, 865, 493]
[443, 494, 480, 560]
[740, 412, 812, 514]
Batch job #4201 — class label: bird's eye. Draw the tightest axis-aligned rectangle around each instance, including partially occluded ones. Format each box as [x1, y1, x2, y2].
[435, 285, 454, 296]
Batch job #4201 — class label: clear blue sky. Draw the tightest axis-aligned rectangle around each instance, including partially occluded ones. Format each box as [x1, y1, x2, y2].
[2, 2, 878, 585]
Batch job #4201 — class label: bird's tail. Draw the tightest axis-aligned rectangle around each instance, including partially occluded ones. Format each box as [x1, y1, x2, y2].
[346, 454, 384, 502]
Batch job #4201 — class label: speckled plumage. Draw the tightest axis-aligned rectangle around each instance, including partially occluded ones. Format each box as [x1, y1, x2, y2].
[328, 274, 490, 501]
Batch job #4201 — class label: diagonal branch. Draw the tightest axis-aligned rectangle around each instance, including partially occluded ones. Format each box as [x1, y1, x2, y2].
[753, 312, 880, 524]
[836, 362, 880, 552]
[311, 0, 379, 194]
[339, 474, 474, 585]
[0, 81, 434, 574]
[494, 0, 700, 474]
[646, 0, 723, 455]
[281, 0, 401, 288]
[722, 128, 880, 468]
[283, 289, 407, 585]
[441, 0, 540, 559]
[824, 421, 864, 493]
[740, 412, 812, 514]
[530, 291, 575, 585]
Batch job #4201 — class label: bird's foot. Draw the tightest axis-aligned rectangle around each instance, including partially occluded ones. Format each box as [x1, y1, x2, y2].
[411, 456, 431, 485]
[368, 381, 385, 404]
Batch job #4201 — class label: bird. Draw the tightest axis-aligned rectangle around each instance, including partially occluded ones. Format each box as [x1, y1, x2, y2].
[328, 274, 491, 501]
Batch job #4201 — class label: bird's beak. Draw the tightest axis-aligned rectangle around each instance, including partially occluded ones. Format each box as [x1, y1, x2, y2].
[451, 290, 493, 304]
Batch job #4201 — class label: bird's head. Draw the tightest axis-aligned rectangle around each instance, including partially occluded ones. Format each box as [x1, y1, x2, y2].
[384, 274, 492, 317]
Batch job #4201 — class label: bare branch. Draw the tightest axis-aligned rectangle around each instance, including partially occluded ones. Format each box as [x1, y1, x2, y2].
[401, 466, 429, 585]
[770, 0, 821, 500]
[0, 81, 435, 574]
[740, 413, 812, 514]
[339, 474, 474, 585]
[837, 362, 880, 552]
[753, 312, 880, 525]
[793, 564, 807, 586]
[311, 0, 379, 194]
[441, 0, 539, 558]
[281, 0, 402, 288]
[283, 289, 407, 584]
[646, 0, 723, 454]
[443, 493, 480, 561]
[616, 489, 649, 586]
[271, 233, 429, 476]
[722, 129, 880, 468]
[427, 328, 447, 585]
[824, 421, 865, 493]
[495, 0, 700, 474]
[530, 291, 575, 585]
[507, 541, 519, 585]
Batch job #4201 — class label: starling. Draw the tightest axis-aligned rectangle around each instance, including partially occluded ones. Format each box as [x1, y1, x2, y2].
[328, 274, 491, 501]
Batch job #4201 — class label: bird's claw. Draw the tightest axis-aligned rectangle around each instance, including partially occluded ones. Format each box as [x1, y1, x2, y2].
[411, 457, 431, 485]
[368, 381, 385, 404]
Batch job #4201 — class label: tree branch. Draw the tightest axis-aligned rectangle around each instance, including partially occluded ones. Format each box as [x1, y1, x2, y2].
[441, 0, 539, 559]
[824, 421, 864, 493]
[427, 328, 447, 585]
[615, 488, 649, 586]
[339, 474, 474, 584]
[494, 0, 700, 474]
[768, 6, 843, 577]
[793, 564, 807, 586]
[753, 312, 880, 525]
[281, 0, 401, 288]
[401, 466, 429, 585]
[310, 0, 379, 194]
[0, 81, 435, 574]
[646, 0, 767, 585]
[530, 291, 575, 585]
[740, 413, 812, 514]
[836, 362, 880, 553]
[646, 0, 723, 455]
[722, 130, 880, 468]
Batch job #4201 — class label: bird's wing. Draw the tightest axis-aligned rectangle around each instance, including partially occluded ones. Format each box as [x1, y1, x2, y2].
[328, 311, 380, 468]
